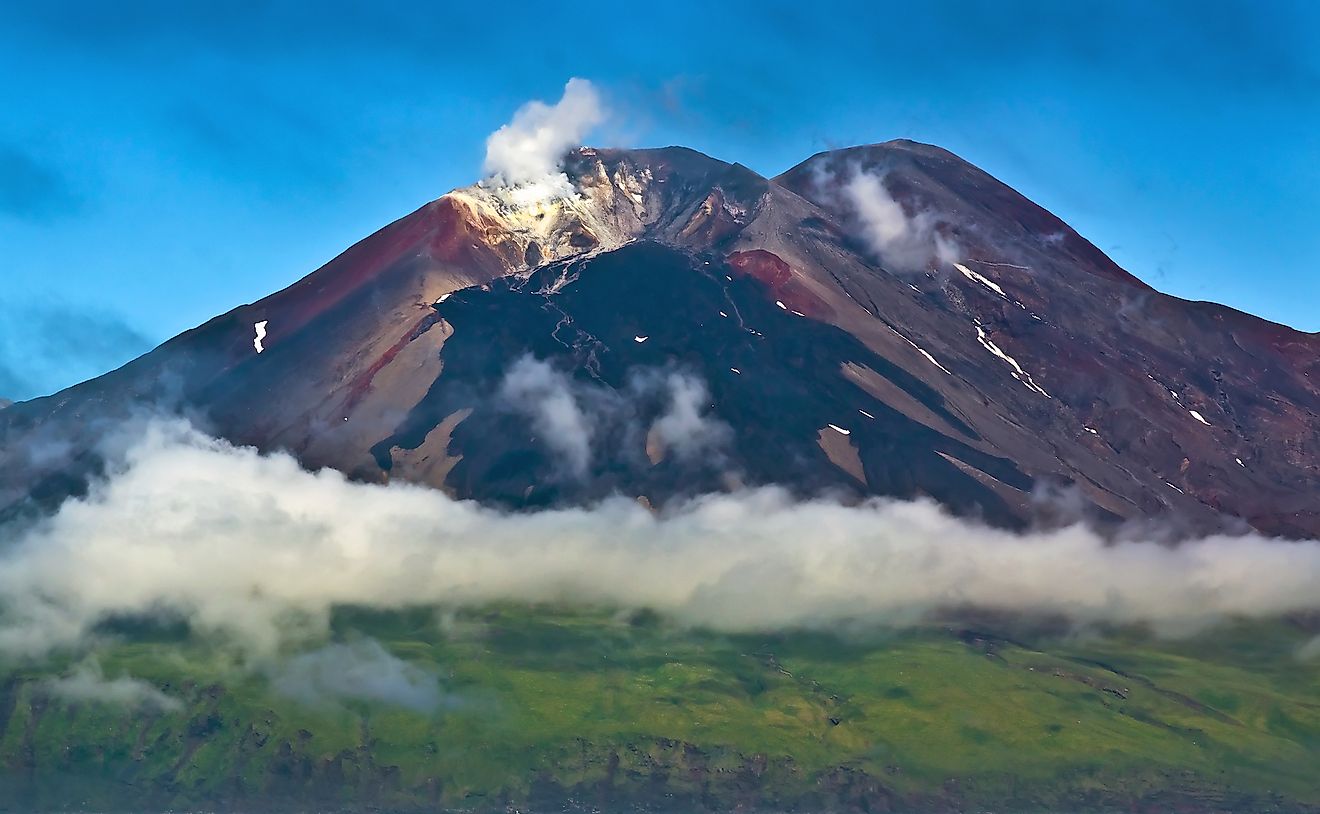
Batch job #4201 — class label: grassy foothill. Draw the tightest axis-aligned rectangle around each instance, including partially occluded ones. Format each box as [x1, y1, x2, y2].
[0, 605, 1317, 812]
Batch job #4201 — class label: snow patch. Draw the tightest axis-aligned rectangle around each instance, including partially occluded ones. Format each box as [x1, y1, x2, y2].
[974, 324, 1050, 398]
[634, 336, 648, 343]
[889, 328, 951, 374]
[730, 367, 741, 375]
[1236, 457, 1245, 467]
[775, 301, 787, 310]
[1083, 426, 1099, 435]
[915, 347, 950, 375]
[1189, 410, 1210, 426]
[253, 321, 268, 354]
[954, 263, 1007, 299]
[1164, 481, 1185, 494]
[859, 409, 875, 419]
[434, 292, 452, 305]
[827, 424, 851, 436]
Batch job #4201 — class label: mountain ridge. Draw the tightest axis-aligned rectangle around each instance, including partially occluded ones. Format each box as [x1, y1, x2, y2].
[3, 140, 1318, 536]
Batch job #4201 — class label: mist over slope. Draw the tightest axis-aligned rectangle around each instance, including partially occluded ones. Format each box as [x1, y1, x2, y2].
[4, 417, 1320, 665]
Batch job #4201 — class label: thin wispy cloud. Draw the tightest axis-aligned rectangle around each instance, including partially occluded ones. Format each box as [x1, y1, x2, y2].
[0, 300, 153, 402]
[496, 357, 731, 479]
[0, 145, 80, 222]
[40, 658, 181, 711]
[269, 638, 447, 712]
[813, 164, 960, 273]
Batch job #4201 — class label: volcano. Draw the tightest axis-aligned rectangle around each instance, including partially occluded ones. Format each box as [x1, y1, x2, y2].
[4, 140, 1319, 536]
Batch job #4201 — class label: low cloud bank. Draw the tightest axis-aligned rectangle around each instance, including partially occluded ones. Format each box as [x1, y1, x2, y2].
[482, 78, 605, 206]
[2, 420, 1320, 660]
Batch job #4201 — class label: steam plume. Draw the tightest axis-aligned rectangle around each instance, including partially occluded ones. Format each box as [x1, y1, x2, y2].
[822, 166, 960, 272]
[482, 78, 606, 205]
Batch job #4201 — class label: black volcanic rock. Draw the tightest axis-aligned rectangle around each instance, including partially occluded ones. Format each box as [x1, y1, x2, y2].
[2, 141, 1318, 536]
[371, 241, 1033, 526]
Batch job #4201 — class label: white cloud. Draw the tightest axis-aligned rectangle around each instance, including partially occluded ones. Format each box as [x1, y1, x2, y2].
[496, 358, 731, 478]
[498, 355, 595, 478]
[41, 659, 181, 712]
[482, 78, 606, 205]
[834, 167, 960, 272]
[646, 371, 731, 461]
[270, 638, 445, 712]
[2, 420, 1320, 661]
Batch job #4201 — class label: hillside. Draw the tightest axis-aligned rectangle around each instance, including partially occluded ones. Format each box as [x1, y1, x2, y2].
[1, 608, 1318, 812]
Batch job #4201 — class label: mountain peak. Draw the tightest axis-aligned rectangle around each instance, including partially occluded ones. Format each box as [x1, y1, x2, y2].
[777, 140, 1150, 290]
[441, 145, 768, 272]
[3, 139, 1319, 538]
[786, 137, 958, 167]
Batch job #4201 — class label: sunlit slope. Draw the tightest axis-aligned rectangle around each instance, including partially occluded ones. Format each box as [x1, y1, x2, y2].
[0, 608, 1317, 812]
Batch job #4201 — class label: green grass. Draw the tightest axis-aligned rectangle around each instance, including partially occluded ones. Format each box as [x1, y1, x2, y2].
[0, 606, 1317, 811]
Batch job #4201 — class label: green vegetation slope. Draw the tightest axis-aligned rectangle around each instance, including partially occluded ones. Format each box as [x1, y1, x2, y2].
[0, 606, 1317, 812]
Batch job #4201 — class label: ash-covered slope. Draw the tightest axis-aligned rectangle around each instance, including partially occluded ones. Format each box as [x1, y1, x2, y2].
[776, 141, 1320, 535]
[3, 141, 1318, 536]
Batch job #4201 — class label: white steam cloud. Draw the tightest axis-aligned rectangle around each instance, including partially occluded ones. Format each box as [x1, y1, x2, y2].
[41, 659, 181, 712]
[497, 357, 731, 478]
[482, 78, 606, 206]
[646, 371, 731, 462]
[2, 420, 1320, 661]
[270, 638, 445, 712]
[833, 168, 959, 272]
[499, 356, 595, 478]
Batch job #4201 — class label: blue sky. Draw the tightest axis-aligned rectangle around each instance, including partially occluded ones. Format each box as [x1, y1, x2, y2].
[1, 0, 1317, 401]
